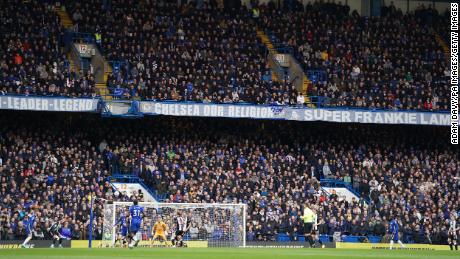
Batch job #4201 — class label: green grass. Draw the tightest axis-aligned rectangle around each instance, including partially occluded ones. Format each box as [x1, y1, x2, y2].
[0, 248, 458, 259]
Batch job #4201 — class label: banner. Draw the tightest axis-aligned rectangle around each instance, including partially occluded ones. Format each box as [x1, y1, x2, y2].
[139, 102, 451, 126]
[0, 97, 451, 126]
[288, 109, 450, 126]
[0, 240, 71, 249]
[0, 96, 99, 112]
[139, 102, 287, 120]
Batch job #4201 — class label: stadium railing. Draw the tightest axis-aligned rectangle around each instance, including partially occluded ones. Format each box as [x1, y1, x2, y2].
[72, 32, 96, 44]
[0, 93, 451, 114]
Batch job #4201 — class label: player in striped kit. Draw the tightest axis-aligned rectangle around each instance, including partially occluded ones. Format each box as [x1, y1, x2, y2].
[171, 211, 189, 247]
[448, 212, 459, 251]
[49, 217, 64, 248]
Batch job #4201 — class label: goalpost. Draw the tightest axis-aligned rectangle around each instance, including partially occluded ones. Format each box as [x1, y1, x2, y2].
[102, 202, 247, 248]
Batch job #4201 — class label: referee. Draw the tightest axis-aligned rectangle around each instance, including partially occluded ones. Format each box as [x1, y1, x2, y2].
[301, 205, 317, 248]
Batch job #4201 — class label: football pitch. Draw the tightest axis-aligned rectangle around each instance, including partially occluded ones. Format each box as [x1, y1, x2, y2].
[0, 248, 458, 259]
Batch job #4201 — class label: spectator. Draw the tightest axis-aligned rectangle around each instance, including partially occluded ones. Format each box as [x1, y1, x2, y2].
[260, 2, 450, 111]
[0, 1, 96, 97]
[0, 110, 457, 244]
[189, 223, 199, 239]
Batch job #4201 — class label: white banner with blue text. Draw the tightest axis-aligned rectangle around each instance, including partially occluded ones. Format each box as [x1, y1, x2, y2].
[139, 102, 451, 126]
[0, 96, 99, 112]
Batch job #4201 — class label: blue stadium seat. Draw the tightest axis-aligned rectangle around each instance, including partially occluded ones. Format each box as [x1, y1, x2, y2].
[342, 236, 360, 243]
[368, 236, 382, 243]
[319, 235, 330, 243]
[277, 233, 290, 242]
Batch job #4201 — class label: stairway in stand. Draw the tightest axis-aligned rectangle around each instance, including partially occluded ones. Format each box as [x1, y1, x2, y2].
[54, 5, 112, 100]
[256, 30, 314, 107]
[434, 32, 450, 66]
[55, 6, 73, 29]
[96, 66, 112, 100]
[302, 77, 315, 108]
[55, 6, 76, 74]
[256, 30, 280, 82]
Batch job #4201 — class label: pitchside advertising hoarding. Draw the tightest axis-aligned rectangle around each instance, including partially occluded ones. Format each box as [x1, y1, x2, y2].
[0, 240, 451, 250]
[0, 240, 71, 249]
[335, 242, 451, 250]
[70, 240, 208, 248]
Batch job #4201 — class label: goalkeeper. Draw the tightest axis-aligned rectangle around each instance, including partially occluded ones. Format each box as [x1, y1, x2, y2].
[151, 216, 168, 244]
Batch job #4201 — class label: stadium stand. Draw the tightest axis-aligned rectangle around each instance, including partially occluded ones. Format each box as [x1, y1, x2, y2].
[0, 0, 96, 97]
[0, 111, 457, 245]
[259, 1, 450, 110]
[65, 0, 299, 104]
[0, 0, 452, 112]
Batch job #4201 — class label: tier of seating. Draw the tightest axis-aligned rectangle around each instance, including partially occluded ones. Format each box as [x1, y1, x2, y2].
[0, 0, 96, 97]
[0, 1, 451, 112]
[68, 0, 298, 104]
[0, 112, 457, 244]
[259, 1, 450, 110]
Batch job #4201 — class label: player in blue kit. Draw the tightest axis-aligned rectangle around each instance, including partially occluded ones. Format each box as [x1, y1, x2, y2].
[21, 210, 37, 248]
[389, 217, 406, 250]
[128, 200, 144, 249]
[114, 210, 129, 247]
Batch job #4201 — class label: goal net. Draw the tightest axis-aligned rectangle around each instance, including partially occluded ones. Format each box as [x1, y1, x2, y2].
[102, 202, 247, 248]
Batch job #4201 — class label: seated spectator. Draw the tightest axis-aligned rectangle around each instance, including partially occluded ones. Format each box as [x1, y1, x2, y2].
[0, 109, 457, 244]
[259, 1, 450, 111]
[67, 0, 300, 104]
[0, 1, 96, 97]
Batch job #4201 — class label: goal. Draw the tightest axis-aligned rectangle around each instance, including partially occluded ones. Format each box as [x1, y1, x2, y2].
[102, 202, 247, 247]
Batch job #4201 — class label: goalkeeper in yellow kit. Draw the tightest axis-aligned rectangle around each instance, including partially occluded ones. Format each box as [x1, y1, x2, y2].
[151, 216, 168, 245]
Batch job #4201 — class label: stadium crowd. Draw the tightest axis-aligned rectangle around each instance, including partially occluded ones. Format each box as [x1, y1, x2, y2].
[67, 0, 299, 104]
[0, 0, 96, 98]
[0, 112, 137, 241]
[0, 0, 452, 111]
[259, 1, 450, 110]
[0, 112, 457, 245]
